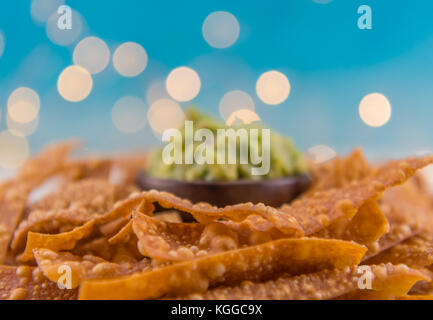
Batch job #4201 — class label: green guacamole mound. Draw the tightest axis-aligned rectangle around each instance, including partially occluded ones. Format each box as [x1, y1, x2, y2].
[147, 108, 307, 181]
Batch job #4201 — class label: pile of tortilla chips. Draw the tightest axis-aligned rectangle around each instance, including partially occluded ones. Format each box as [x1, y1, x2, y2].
[1, 143, 433, 300]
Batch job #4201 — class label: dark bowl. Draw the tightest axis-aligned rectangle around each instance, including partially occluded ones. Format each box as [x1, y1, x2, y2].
[136, 173, 311, 208]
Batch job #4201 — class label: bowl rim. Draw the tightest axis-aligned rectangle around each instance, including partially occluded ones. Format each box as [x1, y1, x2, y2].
[137, 172, 311, 187]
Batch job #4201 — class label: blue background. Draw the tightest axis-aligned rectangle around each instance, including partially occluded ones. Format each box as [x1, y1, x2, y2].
[0, 0, 432, 158]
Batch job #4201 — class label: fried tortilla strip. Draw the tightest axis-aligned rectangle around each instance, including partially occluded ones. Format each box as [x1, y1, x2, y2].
[133, 212, 242, 261]
[17, 195, 149, 262]
[29, 179, 118, 214]
[33, 248, 152, 289]
[396, 294, 433, 300]
[0, 265, 78, 300]
[306, 148, 372, 195]
[108, 220, 134, 245]
[79, 238, 366, 300]
[136, 191, 304, 237]
[0, 142, 77, 263]
[315, 199, 389, 251]
[337, 264, 430, 300]
[11, 209, 96, 253]
[362, 180, 432, 261]
[364, 234, 433, 268]
[18, 220, 95, 262]
[179, 263, 426, 300]
[155, 211, 182, 223]
[281, 156, 433, 237]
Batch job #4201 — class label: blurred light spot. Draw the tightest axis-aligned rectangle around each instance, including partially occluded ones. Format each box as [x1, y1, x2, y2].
[57, 65, 93, 102]
[113, 42, 147, 77]
[73, 36, 110, 74]
[31, 0, 65, 23]
[420, 165, 433, 194]
[307, 145, 336, 164]
[256, 70, 291, 105]
[46, 9, 82, 46]
[226, 109, 261, 126]
[7, 87, 40, 124]
[359, 93, 391, 127]
[166, 67, 201, 102]
[146, 80, 170, 105]
[7, 115, 39, 137]
[219, 90, 255, 121]
[148, 98, 184, 134]
[0, 31, 4, 58]
[202, 11, 240, 49]
[112, 96, 147, 133]
[0, 130, 29, 169]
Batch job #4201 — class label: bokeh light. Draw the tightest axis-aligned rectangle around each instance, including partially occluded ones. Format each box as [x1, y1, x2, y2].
[111, 96, 147, 133]
[113, 42, 148, 77]
[307, 145, 336, 164]
[148, 98, 185, 134]
[57, 65, 93, 102]
[219, 90, 255, 121]
[30, 0, 65, 23]
[7, 115, 39, 137]
[202, 11, 240, 49]
[0, 130, 29, 169]
[226, 109, 261, 126]
[73, 36, 110, 74]
[146, 80, 170, 105]
[166, 67, 201, 102]
[256, 70, 291, 105]
[359, 93, 391, 127]
[46, 9, 83, 46]
[7, 87, 40, 124]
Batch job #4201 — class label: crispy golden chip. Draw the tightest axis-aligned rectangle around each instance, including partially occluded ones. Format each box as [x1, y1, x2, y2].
[306, 148, 372, 195]
[365, 234, 433, 268]
[34, 248, 152, 289]
[0, 142, 77, 263]
[315, 199, 389, 251]
[155, 211, 182, 223]
[179, 263, 427, 300]
[133, 212, 233, 261]
[0, 265, 78, 300]
[29, 179, 118, 214]
[282, 156, 433, 236]
[337, 264, 430, 300]
[18, 220, 95, 262]
[11, 208, 96, 253]
[79, 238, 366, 300]
[396, 294, 433, 300]
[108, 220, 134, 245]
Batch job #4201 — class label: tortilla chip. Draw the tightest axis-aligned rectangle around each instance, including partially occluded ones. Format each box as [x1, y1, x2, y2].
[33, 248, 152, 289]
[365, 234, 433, 268]
[155, 211, 182, 223]
[11, 208, 96, 253]
[0, 265, 78, 300]
[18, 220, 95, 262]
[0, 142, 77, 263]
[179, 263, 426, 300]
[306, 148, 372, 194]
[108, 220, 134, 245]
[337, 264, 430, 299]
[282, 156, 433, 236]
[79, 238, 366, 299]
[29, 179, 118, 214]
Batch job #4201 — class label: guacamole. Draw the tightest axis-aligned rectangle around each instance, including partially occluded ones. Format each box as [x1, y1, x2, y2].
[147, 108, 307, 181]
